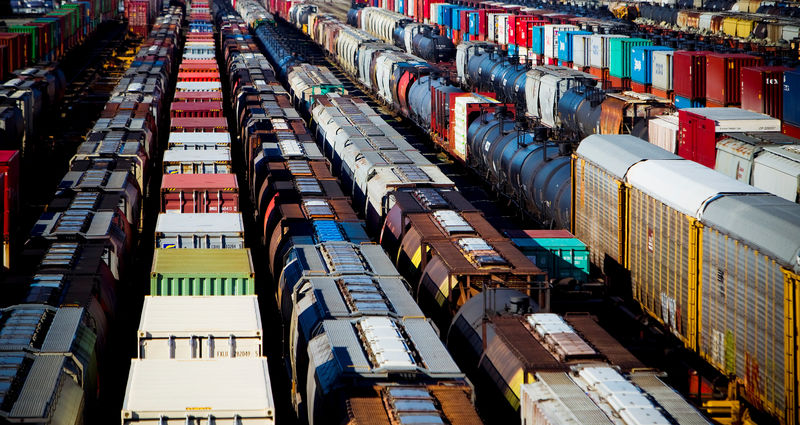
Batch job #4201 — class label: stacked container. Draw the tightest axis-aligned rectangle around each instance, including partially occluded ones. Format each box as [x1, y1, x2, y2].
[705, 53, 762, 107]
[671, 50, 709, 107]
[785, 69, 800, 138]
[121, 3, 276, 424]
[608, 37, 651, 88]
[740, 66, 791, 121]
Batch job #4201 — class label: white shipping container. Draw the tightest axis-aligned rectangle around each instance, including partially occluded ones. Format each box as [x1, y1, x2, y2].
[652, 50, 673, 91]
[137, 295, 262, 359]
[167, 132, 232, 150]
[572, 34, 591, 67]
[122, 358, 275, 425]
[543, 25, 577, 59]
[497, 15, 509, 45]
[155, 213, 245, 249]
[454, 94, 499, 161]
[752, 145, 800, 202]
[589, 34, 628, 69]
[176, 81, 222, 92]
[162, 149, 232, 174]
[714, 137, 762, 183]
[648, 115, 679, 153]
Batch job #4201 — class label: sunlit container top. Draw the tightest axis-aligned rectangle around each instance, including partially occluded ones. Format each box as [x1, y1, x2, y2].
[122, 358, 275, 425]
[156, 213, 243, 235]
[681, 107, 781, 133]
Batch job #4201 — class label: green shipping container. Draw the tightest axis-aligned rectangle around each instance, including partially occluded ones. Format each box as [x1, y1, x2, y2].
[510, 231, 590, 283]
[9, 25, 38, 62]
[150, 248, 255, 295]
[609, 38, 651, 79]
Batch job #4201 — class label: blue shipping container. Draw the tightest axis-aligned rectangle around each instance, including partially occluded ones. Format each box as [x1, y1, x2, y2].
[530, 26, 544, 55]
[558, 30, 591, 63]
[630, 45, 674, 85]
[509, 44, 517, 56]
[468, 12, 479, 35]
[784, 68, 800, 126]
[674, 95, 705, 109]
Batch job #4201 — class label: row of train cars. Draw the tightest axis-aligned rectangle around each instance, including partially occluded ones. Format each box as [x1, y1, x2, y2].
[256, 0, 800, 424]
[0, 2, 709, 425]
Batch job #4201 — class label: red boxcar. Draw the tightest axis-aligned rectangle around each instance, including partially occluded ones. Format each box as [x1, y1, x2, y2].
[672, 51, 709, 101]
[740, 66, 791, 121]
[705, 53, 762, 106]
[161, 173, 239, 213]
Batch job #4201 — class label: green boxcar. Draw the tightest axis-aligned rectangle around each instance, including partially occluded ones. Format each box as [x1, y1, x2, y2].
[509, 230, 590, 283]
[150, 248, 255, 295]
[609, 38, 652, 79]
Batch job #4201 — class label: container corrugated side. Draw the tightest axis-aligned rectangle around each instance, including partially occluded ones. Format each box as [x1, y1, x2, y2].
[150, 248, 255, 295]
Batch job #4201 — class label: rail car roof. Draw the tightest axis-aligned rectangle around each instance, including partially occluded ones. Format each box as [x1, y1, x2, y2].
[575, 134, 681, 179]
[139, 295, 261, 335]
[701, 194, 800, 272]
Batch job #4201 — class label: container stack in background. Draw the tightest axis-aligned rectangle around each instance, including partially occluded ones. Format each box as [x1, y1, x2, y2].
[120, 2, 276, 423]
[0, 0, 124, 150]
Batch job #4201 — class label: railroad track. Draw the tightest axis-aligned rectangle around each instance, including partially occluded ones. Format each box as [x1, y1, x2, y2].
[272, 17, 526, 233]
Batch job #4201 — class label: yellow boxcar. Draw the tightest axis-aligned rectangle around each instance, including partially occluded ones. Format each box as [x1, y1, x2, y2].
[699, 194, 800, 425]
[571, 135, 679, 274]
[623, 159, 763, 348]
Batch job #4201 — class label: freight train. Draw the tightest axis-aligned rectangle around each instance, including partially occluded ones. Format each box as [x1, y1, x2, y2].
[214, 1, 491, 423]
[0, 7, 182, 424]
[0, 0, 122, 149]
[249, 1, 800, 423]
[227, 1, 715, 424]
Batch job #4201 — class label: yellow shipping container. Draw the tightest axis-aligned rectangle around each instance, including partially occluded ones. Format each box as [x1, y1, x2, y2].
[723, 16, 739, 37]
[736, 18, 754, 38]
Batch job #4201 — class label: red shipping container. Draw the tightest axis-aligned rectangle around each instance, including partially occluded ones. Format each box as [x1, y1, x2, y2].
[0, 46, 5, 81]
[0, 34, 24, 74]
[177, 71, 220, 82]
[161, 174, 239, 213]
[170, 117, 228, 132]
[705, 53, 762, 106]
[170, 101, 223, 118]
[678, 108, 782, 168]
[740, 66, 791, 121]
[0, 151, 19, 267]
[173, 91, 223, 103]
[672, 51, 709, 101]
[784, 122, 800, 139]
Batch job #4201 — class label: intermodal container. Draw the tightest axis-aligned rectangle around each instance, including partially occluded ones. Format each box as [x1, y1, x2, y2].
[672, 51, 709, 101]
[0, 150, 19, 250]
[705, 53, 763, 106]
[740, 66, 791, 121]
[630, 45, 673, 85]
[506, 229, 590, 283]
[155, 213, 244, 248]
[170, 117, 228, 132]
[678, 108, 782, 168]
[785, 69, 800, 127]
[609, 38, 651, 79]
[169, 100, 223, 117]
[160, 173, 239, 213]
[150, 248, 255, 295]
[137, 295, 262, 358]
[557, 30, 591, 63]
[162, 149, 231, 174]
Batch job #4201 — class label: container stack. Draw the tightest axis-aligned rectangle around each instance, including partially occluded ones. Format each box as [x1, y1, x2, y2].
[120, 3, 275, 424]
[0, 7, 181, 424]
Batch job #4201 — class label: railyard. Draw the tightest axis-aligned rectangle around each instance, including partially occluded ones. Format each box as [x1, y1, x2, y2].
[0, 0, 799, 424]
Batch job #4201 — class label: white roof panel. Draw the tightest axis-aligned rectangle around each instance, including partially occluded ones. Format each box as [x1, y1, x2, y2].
[122, 358, 274, 419]
[625, 160, 765, 218]
[681, 108, 781, 132]
[138, 295, 261, 334]
[168, 132, 232, 145]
